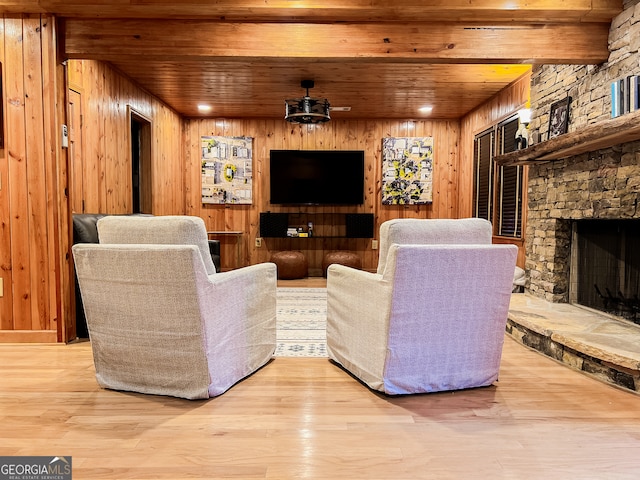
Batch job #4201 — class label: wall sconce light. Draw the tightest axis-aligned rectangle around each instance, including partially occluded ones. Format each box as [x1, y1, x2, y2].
[518, 108, 532, 124]
[515, 108, 531, 150]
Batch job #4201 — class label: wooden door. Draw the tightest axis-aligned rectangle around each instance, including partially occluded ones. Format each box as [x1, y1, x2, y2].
[129, 107, 152, 214]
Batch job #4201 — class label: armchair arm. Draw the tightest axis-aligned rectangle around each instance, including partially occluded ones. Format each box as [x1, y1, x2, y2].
[196, 262, 277, 396]
[326, 264, 393, 391]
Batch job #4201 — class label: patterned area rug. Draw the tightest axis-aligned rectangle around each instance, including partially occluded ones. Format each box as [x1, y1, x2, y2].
[275, 287, 327, 357]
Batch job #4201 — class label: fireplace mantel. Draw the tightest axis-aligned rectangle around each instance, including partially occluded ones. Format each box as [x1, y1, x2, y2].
[495, 109, 640, 167]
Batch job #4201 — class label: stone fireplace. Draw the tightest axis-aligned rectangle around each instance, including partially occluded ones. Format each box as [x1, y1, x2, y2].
[499, 1, 640, 393]
[525, 139, 640, 312]
[504, 138, 640, 395]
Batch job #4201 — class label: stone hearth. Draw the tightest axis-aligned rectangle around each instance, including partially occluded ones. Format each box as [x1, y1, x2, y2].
[514, 140, 640, 394]
[507, 294, 640, 393]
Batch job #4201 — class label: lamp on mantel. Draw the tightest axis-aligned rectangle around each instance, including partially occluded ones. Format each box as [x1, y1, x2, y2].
[515, 108, 531, 150]
[285, 80, 331, 124]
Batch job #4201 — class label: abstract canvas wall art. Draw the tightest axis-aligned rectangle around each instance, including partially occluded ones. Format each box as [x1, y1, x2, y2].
[381, 137, 433, 205]
[201, 136, 253, 204]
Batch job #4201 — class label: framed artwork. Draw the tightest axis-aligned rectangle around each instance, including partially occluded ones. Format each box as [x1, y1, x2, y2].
[381, 137, 433, 205]
[548, 96, 572, 139]
[201, 136, 253, 204]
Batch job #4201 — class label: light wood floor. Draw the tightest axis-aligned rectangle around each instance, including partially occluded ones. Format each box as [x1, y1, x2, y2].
[3, 283, 640, 479]
[2, 340, 640, 479]
[277, 276, 328, 288]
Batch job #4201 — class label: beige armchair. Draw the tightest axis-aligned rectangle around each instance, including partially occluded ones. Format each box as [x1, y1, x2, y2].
[327, 218, 517, 395]
[72, 215, 277, 399]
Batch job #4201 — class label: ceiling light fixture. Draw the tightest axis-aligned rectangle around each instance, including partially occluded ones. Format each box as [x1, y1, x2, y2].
[285, 80, 331, 124]
[198, 104, 212, 113]
[418, 106, 433, 114]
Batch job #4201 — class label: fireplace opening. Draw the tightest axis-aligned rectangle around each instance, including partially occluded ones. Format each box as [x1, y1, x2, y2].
[571, 220, 640, 324]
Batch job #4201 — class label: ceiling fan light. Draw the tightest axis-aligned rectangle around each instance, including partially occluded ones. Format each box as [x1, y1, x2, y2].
[285, 80, 331, 124]
[285, 97, 331, 124]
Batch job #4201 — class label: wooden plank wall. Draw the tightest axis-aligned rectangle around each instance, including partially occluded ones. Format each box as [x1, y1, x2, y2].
[67, 60, 185, 215]
[0, 15, 61, 342]
[1, 46, 489, 340]
[185, 119, 460, 273]
[459, 71, 531, 267]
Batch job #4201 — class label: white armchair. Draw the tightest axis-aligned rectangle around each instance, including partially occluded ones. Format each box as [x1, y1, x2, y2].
[72, 215, 277, 399]
[327, 218, 517, 395]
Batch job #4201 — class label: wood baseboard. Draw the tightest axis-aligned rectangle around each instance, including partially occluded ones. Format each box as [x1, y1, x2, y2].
[0, 330, 59, 343]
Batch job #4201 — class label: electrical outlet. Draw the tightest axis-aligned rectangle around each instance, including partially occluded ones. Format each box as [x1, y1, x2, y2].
[255, 237, 262, 247]
[372, 240, 378, 250]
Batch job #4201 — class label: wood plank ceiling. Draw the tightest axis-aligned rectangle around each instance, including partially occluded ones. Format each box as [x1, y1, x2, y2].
[2, 0, 623, 119]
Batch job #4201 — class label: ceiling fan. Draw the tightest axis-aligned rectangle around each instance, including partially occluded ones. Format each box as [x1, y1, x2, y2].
[284, 80, 332, 124]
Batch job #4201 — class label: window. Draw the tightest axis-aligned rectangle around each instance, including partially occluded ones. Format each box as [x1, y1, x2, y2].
[473, 114, 525, 238]
[473, 128, 494, 221]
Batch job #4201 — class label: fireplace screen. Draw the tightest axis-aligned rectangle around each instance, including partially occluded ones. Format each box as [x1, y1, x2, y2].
[574, 220, 640, 324]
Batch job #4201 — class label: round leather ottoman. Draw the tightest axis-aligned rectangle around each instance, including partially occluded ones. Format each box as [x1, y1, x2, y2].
[271, 251, 308, 280]
[322, 251, 362, 277]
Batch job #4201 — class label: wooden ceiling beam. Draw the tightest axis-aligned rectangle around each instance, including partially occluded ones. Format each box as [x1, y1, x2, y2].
[62, 19, 610, 65]
[0, 0, 622, 23]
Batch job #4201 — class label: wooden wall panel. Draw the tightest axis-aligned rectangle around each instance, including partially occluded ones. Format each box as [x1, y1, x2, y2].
[23, 15, 49, 330]
[0, 15, 58, 341]
[1, 44, 506, 340]
[67, 59, 184, 215]
[0, 11, 532, 342]
[459, 70, 531, 267]
[0, 18, 11, 331]
[41, 15, 62, 337]
[5, 17, 31, 330]
[184, 118, 460, 273]
[0, 49, 185, 342]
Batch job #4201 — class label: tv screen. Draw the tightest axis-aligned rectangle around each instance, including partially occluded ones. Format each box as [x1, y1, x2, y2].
[269, 150, 365, 205]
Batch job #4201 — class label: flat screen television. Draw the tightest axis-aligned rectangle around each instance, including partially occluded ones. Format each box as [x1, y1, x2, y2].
[269, 150, 365, 205]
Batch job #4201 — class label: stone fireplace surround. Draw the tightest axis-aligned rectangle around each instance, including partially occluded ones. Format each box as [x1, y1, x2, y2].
[503, 1, 640, 393]
[526, 139, 640, 303]
[505, 139, 640, 394]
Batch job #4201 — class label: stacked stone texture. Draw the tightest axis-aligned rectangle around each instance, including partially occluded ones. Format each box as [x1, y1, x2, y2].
[529, 1, 640, 142]
[525, 1, 640, 302]
[526, 143, 640, 301]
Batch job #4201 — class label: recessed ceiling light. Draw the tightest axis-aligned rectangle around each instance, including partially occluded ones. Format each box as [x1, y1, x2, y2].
[198, 104, 212, 113]
[418, 106, 433, 114]
[330, 106, 351, 112]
